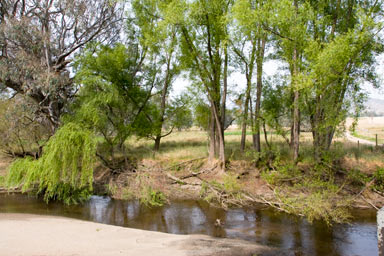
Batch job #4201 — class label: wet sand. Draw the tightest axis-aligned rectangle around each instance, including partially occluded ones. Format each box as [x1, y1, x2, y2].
[0, 213, 274, 256]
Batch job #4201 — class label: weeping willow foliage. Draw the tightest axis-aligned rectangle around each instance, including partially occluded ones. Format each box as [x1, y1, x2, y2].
[6, 123, 97, 204]
[6, 44, 155, 204]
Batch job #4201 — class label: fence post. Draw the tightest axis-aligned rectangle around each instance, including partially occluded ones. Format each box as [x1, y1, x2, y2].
[378, 207, 384, 256]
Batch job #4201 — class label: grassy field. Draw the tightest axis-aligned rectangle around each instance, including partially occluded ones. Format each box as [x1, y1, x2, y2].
[126, 129, 315, 162]
[123, 127, 384, 173]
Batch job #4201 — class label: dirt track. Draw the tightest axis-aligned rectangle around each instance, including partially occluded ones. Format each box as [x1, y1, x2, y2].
[345, 131, 377, 146]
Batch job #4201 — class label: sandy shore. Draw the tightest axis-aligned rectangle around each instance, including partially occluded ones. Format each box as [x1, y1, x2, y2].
[0, 213, 276, 256]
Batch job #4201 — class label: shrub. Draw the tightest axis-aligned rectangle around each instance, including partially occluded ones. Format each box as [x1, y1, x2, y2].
[278, 190, 352, 225]
[200, 173, 243, 207]
[374, 168, 384, 191]
[223, 173, 241, 194]
[346, 169, 369, 186]
[140, 186, 167, 207]
[261, 163, 301, 186]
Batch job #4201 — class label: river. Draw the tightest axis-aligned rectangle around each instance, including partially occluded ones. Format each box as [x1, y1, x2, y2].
[0, 194, 377, 256]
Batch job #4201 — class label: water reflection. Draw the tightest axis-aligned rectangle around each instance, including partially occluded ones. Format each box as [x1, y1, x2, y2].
[0, 194, 378, 256]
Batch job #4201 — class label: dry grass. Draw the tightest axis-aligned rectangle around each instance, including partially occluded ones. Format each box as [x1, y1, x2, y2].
[0, 155, 12, 187]
[347, 116, 384, 144]
[126, 131, 208, 164]
[124, 128, 384, 177]
[125, 130, 315, 166]
[0, 155, 12, 177]
[122, 127, 384, 176]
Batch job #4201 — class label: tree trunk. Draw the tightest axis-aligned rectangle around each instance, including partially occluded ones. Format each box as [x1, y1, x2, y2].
[291, 0, 300, 163]
[240, 74, 251, 152]
[249, 97, 257, 147]
[215, 128, 220, 158]
[253, 36, 266, 153]
[312, 122, 336, 163]
[292, 85, 300, 162]
[216, 45, 229, 169]
[154, 136, 161, 152]
[310, 113, 320, 162]
[292, 94, 300, 161]
[209, 109, 216, 161]
[211, 102, 225, 169]
[263, 120, 271, 149]
[239, 39, 258, 152]
[153, 51, 172, 151]
[221, 45, 228, 140]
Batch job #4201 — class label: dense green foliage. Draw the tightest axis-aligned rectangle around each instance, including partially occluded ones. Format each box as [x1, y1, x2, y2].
[73, 44, 156, 157]
[140, 186, 167, 207]
[6, 123, 96, 204]
[374, 168, 384, 191]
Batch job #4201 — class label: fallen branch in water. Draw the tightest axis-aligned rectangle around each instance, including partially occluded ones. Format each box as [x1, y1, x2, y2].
[353, 179, 375, 201]
[360, 195, 379, 210]
[373, 188, 384, 197]
[243, 191, 304, 216]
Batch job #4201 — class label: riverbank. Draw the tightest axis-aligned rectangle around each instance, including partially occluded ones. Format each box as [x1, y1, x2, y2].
[2, 130, 384, 224]
[0, 213, 276, 256]
[93, 137, 384, 222]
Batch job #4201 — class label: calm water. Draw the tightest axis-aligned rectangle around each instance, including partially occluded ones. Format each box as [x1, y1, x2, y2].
[0, 194, 378, 256]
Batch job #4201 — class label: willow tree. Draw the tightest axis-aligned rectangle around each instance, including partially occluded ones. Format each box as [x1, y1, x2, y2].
[73, 42, 155, 170]
[265, 0, 311, 162]
[302, 0, 384, 162]
[6, 42, 156, 203]
[267, 0, 383, 163]
[133, 0, 182, 151]
[7, 123, 97, 204]
[161, 0, 232, 168]
[232, 0, 269, 153]
[0, 0, 122, 134]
